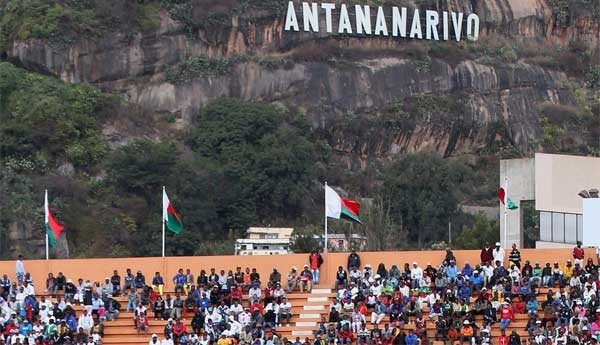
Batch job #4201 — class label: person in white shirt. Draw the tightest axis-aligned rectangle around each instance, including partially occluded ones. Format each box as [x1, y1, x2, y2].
[161, 334, 175, 345]
[398, 281, 410, 299]
[238, 308, 252, 325]
[410, 262, 423, 289]
[493, 242, 505, 266]
[272, 284, 286, 300]
[265, 300, 280, 325]
[278, 297, 292, 326]
[23, 281, 34, 297]
[229, 300, 243, 316]
[15, 255, 25, 282]
[38, 304, 51, 324]
[330, 298, 342, 313]
[78, 310, 94, 334]
[248, 284, 262, 304]
[370, 281, 382, 297]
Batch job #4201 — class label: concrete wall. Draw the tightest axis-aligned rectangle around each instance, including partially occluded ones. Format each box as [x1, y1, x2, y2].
[499, 158, 535, 248]
[535, 153, 600, 214]
[2, 248, 593, 290]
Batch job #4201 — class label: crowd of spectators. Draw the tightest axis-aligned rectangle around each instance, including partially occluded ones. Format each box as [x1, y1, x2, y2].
[3, 244, 595, 345]
[319, 242, 599, 345]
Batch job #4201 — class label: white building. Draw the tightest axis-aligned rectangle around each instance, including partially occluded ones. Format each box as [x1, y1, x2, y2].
[234, 227, 293, 255]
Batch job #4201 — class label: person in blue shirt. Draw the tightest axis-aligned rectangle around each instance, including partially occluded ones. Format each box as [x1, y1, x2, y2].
[66, 312, 77, 332]
[152, 272, 165, 296]
[173, 269, 187, 295]
[461, 262, 474, 277]
[446, 262, 458, 282]
[405, 329, 419, 345]
[458, 282, 472, 303]
[197, 293, 210, 310]
[471, 270, 484, 291]
[19, 319, 32, 336]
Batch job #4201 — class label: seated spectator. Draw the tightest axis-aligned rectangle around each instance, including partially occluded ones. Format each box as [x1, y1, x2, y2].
[137, 311, 149, 335]
[111, 270, 121, 296]
[286, 267, 298, 293]
[153, 272, 165, 296]
[299, 265, 313, 293]
[499, 300, 515, 331]
[269, 268, 281, 285]
[248, 283, 262, 304]
[459, 319, 473, 344]
[173, 269, 186, 295]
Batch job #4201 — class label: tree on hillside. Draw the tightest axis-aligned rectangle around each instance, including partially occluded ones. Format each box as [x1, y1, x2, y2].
[383, 153, 472, 248]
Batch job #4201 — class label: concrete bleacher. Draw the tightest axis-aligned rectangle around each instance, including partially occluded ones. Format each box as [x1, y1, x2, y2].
[6, 248, 592, 344]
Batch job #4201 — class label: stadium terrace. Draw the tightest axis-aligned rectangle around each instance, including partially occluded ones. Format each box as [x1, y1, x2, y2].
[284, 1, 480, 42]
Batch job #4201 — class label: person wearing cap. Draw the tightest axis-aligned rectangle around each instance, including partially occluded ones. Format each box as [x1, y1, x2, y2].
[459, 319, 473, 344]
[149, 333, 160, 345]
[493, 242, 505, 266]
[480, 328, 492, 345]
[299, 265, 313, 293]
[499, 300, 515, 330]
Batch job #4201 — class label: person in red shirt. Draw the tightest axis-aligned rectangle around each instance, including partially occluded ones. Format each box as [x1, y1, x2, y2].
[498, 329, 509, 345]
[480, 243, 493, 264]
[173, 319, 186, 343]
[230, 284, 243, 302]
[339, 325, 354, 344]
[513, 297, 525, 314]
[250, 300, 264, 315]
[573, 241, 585, 267]
[499, 301, 515, 331]
[309, 249, 324, 285]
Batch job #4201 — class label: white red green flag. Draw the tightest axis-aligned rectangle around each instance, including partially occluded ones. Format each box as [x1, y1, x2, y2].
[162, 189, 183, 234]
[44, 190, 64, 247]
[498, 181, 518, 210]
[325, 185, 362, 224]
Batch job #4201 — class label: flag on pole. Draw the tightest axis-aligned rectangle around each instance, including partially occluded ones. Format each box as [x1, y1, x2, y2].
[498, 182, 518, 210]
[44, 190, 64, 247]
[325, 185, 362, 224]
[162, 189, 183, 234]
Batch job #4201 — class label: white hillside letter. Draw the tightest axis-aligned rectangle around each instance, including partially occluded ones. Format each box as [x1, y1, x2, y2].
[410, 9, 422, 39]
[321, 3, 336, 33]
[302, 2, 319, 32]
[284, 1, 299, 31]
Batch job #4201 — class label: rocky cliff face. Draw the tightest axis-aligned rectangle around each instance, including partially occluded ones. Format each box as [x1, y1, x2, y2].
[4, 0, 600, 162]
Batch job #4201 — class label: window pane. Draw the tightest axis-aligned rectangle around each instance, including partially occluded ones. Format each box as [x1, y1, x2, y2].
[565, 214, 577, 244]
[552, 212, 565, 243]
[540, 212, 552, 242]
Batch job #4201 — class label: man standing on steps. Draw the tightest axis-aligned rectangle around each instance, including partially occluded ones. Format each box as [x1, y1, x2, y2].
[15, 255, 25, 283]
[509, 244, 521, 268]
[309, 249, 323, 285]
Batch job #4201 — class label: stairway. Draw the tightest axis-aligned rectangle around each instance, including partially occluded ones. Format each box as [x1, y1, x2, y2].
[290, 288, 334, 338]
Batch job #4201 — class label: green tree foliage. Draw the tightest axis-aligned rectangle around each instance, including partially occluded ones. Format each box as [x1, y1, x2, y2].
[453, 213, 499, 249]
[188, 98, 319, 226]
[0, 62, 107, 167]
[382, 153, 472, 248]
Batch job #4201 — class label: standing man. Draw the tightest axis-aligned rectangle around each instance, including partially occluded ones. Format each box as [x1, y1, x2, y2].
[15, 255, 25, 283]
[309, 249, 323, 285]
[573, 241, 585, 267]
[480, 243, 493, 265]
[347, 250, 361, 271]
[509, 244, 521, 268]
[493, 242, 505, 266]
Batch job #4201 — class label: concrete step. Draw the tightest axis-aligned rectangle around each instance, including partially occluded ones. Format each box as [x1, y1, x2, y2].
[311, 289, 332, 294]
[295, 321, 317, 327]
[299, 313, 321, 319]
[307, 296, 329, 302]
[303, 305, 324, 311]
[292, 330, 314, 337]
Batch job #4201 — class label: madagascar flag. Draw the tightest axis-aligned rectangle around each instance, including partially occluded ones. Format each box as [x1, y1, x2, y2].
[162, 189, 183, 234]
[325, 185, 362, 224]
[44, 190, 64, 247]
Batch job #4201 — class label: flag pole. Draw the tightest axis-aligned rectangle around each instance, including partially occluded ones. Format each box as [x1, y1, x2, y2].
[504, 176, 508, 248]
[162, 186, 165, 258]
[45, 189, 49, 261]
[324, 181, 328, 253]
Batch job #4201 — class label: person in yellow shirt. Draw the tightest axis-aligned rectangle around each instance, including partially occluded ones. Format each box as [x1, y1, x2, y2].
[563, 260, 574, 283]
[217, 334, 232, 345]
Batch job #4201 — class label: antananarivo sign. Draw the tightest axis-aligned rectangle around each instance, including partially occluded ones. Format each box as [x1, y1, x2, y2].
[284, 2, 480, 42]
